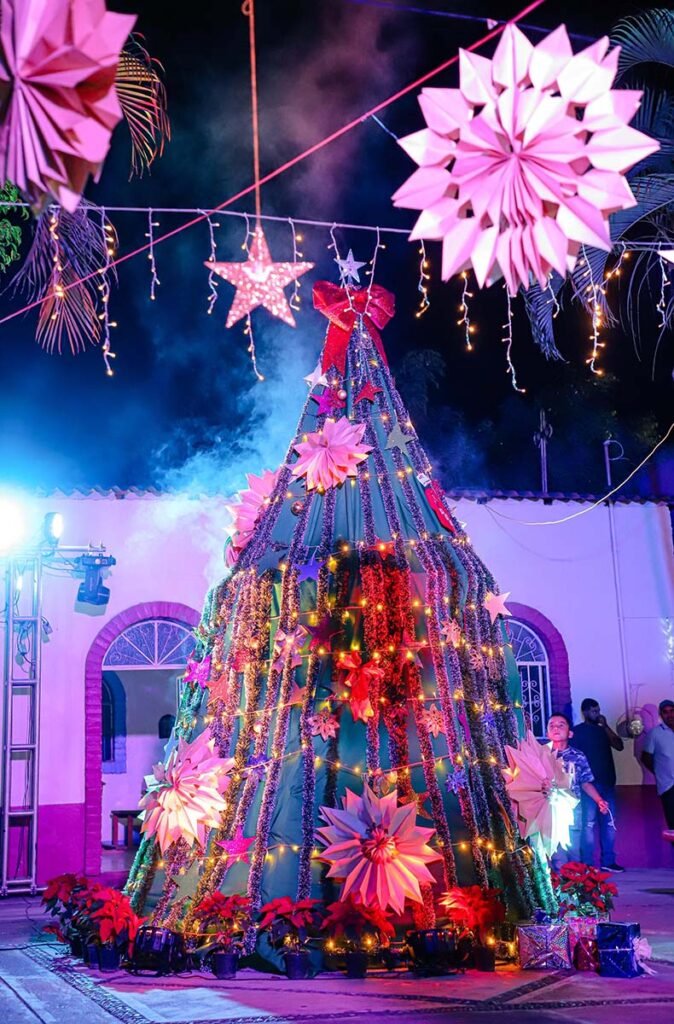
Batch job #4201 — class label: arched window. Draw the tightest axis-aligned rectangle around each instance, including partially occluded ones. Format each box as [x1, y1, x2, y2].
[508, 618, 552, 739]
[103, 619, 195, 670]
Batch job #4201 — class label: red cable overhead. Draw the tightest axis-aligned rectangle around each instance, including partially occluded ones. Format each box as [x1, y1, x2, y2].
[0, 0, 549, 331]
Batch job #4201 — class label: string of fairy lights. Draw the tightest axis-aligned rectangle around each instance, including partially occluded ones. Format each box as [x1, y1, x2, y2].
[4, 200, 673, 389]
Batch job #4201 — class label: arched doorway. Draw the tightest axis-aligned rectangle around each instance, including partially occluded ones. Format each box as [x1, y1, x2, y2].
[84, 602, 199, 875]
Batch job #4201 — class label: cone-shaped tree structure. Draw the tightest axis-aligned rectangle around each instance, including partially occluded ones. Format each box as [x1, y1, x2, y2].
[126, 281, 554, 942]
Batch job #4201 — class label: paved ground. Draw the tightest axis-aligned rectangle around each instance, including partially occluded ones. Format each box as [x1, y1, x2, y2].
[1, 869, 673, 1024]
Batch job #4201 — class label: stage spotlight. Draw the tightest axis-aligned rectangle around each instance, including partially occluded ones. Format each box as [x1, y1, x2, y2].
[42, 512, 64, 546]
[0, 496, 25, 553]
[75, 552, 116, 606]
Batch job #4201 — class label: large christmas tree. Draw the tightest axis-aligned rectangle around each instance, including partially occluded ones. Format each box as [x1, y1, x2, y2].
[126, 280, 554, 946]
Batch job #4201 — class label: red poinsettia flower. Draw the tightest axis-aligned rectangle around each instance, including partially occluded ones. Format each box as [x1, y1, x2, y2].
[439, 885, 505, 932]
[258, 896, 322, 932]
[90, 890, 146, 946]
[42, 873, 89, 906]
[321, 894, 395, 944]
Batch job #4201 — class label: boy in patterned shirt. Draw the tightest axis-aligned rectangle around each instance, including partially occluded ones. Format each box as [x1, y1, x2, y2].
[545, 713, 610, 870]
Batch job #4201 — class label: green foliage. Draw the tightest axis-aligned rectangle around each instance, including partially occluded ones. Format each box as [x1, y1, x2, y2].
[0, 181, 25, 272]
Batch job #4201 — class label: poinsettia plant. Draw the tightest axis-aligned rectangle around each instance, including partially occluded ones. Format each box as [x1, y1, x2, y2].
[41, 873, 91, 942]
[192, 892, 253, 952]
[322, 894, 394, 952]
[90, 889, 146, 951]
[438, 885, 505, 944]
[258, 897, 323, 951]
[551, 861, 618, 916]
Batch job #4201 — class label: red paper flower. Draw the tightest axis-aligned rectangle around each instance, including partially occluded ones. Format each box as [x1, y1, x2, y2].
[322, 894, 395, 943]
[439, 885, 505, 932]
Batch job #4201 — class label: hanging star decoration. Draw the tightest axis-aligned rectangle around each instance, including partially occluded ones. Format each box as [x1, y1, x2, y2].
[399, 788, 434, 820]
[311, 387, 346, 417]
[304, 361, 329, 389]
[335, 249, 366, 285]
[354, 381, 383, 405]
[307, 612, 340, 652]
[317, 785, 441, 914]
[484, 591, 512, 624]
[393, 23, 659, 294]
[309, 708, 340, 741]
[207, 671, 230, 707]
[184, 655, 212, 689]
[288, 681, 306, 706]
[206, 225, 314, 328]
[272, 625, 308, 671]
[422, 703, 445, 738]
[217, 826, 254, 865]
[386, 422, 415, 454]
[296, 555, 324, 583]
[441, 618, 462, 646]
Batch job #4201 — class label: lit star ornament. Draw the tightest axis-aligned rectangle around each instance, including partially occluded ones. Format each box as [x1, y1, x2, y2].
[206, 225, 314, 328]
[335, 249, 366, 285]
[484, 590, 512, 623]
[393, 24, 659, 294]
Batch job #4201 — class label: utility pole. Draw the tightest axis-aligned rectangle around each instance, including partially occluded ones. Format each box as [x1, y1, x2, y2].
[533, 409, 553, 494]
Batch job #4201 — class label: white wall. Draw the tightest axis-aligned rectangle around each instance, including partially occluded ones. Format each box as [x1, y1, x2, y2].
[458, 499, 674, 783]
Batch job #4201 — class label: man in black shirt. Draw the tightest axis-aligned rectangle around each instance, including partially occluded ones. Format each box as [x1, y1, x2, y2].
[571, 698, 625, 872]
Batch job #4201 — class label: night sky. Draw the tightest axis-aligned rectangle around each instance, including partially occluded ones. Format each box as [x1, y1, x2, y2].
[0, 0, 672, 498]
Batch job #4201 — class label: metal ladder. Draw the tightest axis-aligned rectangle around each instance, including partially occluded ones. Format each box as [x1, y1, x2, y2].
[1, 555, 42, 895]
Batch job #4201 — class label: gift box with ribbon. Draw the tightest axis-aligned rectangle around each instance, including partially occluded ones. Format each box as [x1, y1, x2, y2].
[517, 921, 571, 970]
[573, 936, 599, 972]
[566, 916, 604, 965]
[596, 922, 648, 978]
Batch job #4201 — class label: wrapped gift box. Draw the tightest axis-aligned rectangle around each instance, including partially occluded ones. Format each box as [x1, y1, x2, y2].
[596, 922, 643, 978]
[567, 917, 602, 958]
[573, 936, 599, 972]
[517, 922, 571, 970]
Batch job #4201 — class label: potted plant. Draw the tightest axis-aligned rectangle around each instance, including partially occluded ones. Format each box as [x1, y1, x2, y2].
[551, 861, 618, 971]
[322, 895, 394, 978]
[438, 885, 506, 971]
[41, 873, 91, 957]
[258, 897, 323, 979]
[192, 892, 252, 979]
[89, 888, 146, 971]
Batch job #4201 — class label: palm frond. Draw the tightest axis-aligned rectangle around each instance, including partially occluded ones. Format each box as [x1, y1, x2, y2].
[628, 84, 674, 165]
[116, 34, 171, 178]
[612, 9, 674, 78]
[11, 202, 117, 355]
[520, 275, 565, 359]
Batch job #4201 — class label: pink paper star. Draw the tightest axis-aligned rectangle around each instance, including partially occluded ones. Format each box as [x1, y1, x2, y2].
[289, 681, 306, 705]
[217, 826, 254, 864]
[309, 709, 340, 741]
[354, 382, 383, 404]
[441, 618, 462, 646]
[312, 387, 345, 416]
[184, 656, 211, 688]
[307, 613, 340, 652]
[422, 703, 445, 739]
[206, 226, 314, 328]
[208, 672, 230, 705]
[484, 591, 512, 624]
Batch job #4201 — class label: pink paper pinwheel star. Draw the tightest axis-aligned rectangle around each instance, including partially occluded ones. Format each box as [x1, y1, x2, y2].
[206, 225, 313, 328]
[0, 0, 136, 211]
[217, 826, 254, 865]
[393, 24, 659, 294]
[317, 785, 441, 914]
[309, 709, 340, 741]
[291, 418, 371, 492]
[422, 703, 445, 739]
[225, 468, 279, 559]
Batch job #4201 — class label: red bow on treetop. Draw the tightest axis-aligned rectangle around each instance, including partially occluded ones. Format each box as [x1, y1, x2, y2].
[313, 280, 395, 375]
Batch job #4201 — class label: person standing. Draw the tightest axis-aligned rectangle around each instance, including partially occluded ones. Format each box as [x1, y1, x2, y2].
[545, 713, 610, 871]
[641, 699, 674, 836]
[571, 698, 624, 872]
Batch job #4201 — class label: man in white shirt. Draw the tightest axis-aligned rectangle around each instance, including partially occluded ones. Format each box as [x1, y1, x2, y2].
[641, 699, 674, 836]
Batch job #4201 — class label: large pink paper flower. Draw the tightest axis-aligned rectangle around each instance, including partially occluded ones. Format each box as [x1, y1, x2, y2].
[393, 24, 658, 293]
[225, 468, 279, 558]
[139, 731, 233, 854]
[317, 785, 441, 914]
[0, 0, 136, 211]
[291, 418, 371, 491]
